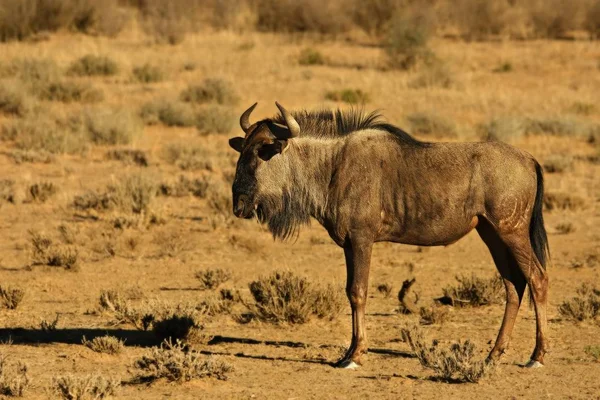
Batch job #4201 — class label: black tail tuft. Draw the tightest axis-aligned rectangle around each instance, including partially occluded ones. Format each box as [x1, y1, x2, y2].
[530, 162, 549, 269]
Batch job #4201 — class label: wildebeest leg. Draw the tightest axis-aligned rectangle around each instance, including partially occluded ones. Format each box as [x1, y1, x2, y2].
[335, 238, 373, 369]
[477, 219, 526, 362]
[502, 233, 549, 367]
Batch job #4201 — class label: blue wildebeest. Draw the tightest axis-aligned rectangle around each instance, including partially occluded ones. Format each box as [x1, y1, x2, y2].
[228, 102, 549, 369]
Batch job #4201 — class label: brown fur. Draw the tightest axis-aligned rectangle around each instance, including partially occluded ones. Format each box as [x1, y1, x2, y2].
[230, 104, 550, 367]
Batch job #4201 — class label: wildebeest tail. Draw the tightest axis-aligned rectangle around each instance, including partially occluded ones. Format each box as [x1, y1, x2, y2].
[530, 161, 549, 269]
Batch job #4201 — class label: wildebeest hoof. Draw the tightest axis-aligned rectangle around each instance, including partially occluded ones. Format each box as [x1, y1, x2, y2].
[525, 359, 544, 368]
[336, 360, 360, 369]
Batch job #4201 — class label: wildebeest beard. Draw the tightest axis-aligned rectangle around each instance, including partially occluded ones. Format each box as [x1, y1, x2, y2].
[255, 190, 312, 241]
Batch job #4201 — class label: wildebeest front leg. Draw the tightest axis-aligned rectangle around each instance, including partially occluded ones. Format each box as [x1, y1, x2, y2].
[336, 238, 373, 369]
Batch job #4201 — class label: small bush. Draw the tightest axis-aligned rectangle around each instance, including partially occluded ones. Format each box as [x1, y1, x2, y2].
[105, 149, 149, 167]
[132, 63, 164, 83]
[492, 62, 513, 73]
[585, 345, 600, 362]
[162, 143, 212, 171]
[525, 116, 597, 138]
[585, 1, 600, 38]
[159, 175, 210, 198]
[83, 108, 142, 145]
[406, 112, 457, 138]
[196, 105, 236, 134]
[135, 339, 233, 382]
[27, 182, 57, 203]
[40, 314, 59, 332]
[478, 116, 526, 143]
[558, 284, 600, 322]
[2, 58, 60, 82]
[0, 180, 15, 204]
[52, 374, 120, 400]
[180, 78, 239, 105]
[543, 155, 573, 173]
[442, 274, 504, 307]
[0, 286, 25, 310]
[67, 55, 119, 77]
[195, 268, 232, 290]
[325, 89, 369, 105]
[570, 101, 595, 116]
[82, 335, 125, 354]
[254, 0, 350, 34]
[197, 289, 238, 317]
[419, 305, 449, 325]
[37, 80, 104, 103]
[108, 173, 157, 214]
[29, 230, 79, 270]
[140, 100, 196, 127]
[152, 306, 205, 343]
[0, 81, 31, 116]
[298, 48, 325, 66]
[385, 11, 433, 70]
[8, 149, 54, 164]
[452, 0, 509, 40]
[529, 0, 579, 39]
[543, 192, 586, 211]
[0, 356, 31, 397]
[247, 271, 345, 324]
[555, 222, 575, 235]
[401, 325, 495, 383]
[408, 62, 455, 89]
[377, 283, 393, 298]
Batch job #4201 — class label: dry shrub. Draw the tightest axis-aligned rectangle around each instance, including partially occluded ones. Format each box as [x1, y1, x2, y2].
[0, 286, 25, 310]
[82, 108, 142, 145]
[525, 116, 596, 138]
[247, 271, 345, 324]
[555, 222, 575, 235]
[52, 374, 120, 400]
[1, 114, 89, 155]
[0, 81, 32, 116]
[140, 100, 196, 127]
[492, 62, 513, 73]
[419, 305, 449, 326]
[585, 0, 600, 37]
[40, 314, 60, 332]
[198, 289, 238, 317]
[162, 143, 212, 171]
[180, 78, 239, 105]
[105, 149, 149, 167]
[543, 154, 573, 173]
[253, 0, 350, 34]
[385, 10, 434, 70]
[325, 89, 369, 105]
[29, 230, 79, 270]
[195, 268, 232, 290]
[135, 339, 233, 382]
[442, 274, 504, 307]
[26, 181, 57, 203]
[298, 48, 326, 66]
[136, 0, 203, 44]
[351, 0, 401, 36]
[543, 192, 586, 211]
[478, 116, 526, 143]
[406, 112, 457, 138]
[0, 356, 31, 397]
[570, 101, 595, 116]
[99, 290, 155, 330]
[1, 58, 60, 82]
[132, 63, 164, 83]
[528, 0, 581, 38]
[159, 175, 210, 198]
[67, 55, 119, 77]
[401, 325, 495, 383]
[0, 180, 15, 204]
[196, 105, 236, 135]
[408, 62, 455, 89]
[37, 80, 104, 103]
[8, 149, 54, 164]
[82, 335, 125, 354]
[558, 284, 600, 322]
[585, 345, 600, 362]
[377, 283, 393, 298]
[152, 305, 206, 342]
[228, 234, 264, 253]
[207, 182, 234, 225]
[451, 0, 510, 40]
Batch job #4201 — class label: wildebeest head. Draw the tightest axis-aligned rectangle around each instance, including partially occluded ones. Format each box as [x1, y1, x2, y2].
[228, 102, 300, 220]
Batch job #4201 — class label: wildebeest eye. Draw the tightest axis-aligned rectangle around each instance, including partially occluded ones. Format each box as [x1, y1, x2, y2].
[257, 141, 287, 161]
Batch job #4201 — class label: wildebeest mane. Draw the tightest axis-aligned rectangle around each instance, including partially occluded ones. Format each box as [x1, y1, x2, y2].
[270, 108, 429, 147]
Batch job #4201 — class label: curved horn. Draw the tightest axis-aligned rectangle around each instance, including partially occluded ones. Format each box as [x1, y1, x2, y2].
[240, 102, 258, 134]
[275, 101, 300, 138]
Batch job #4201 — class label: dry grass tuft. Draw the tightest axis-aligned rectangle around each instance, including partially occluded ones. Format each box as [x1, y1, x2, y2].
[132, 63, 164, 83]
[40, 314, 60, 332]
[441, 274, 504, 307]
[325, 89, 369, 104]
[8, 149, 54, 164]
[67, 55, 119, 77]
[52, 374, 120, 400]
[543, 192, 586, 211]
[0, 81, 32, 117]
[134, 339, 233, 382]
[247, 271, 345, 324]
[419, 305, 449, 325]
[180, 78, 239, 105]
[0, 356, 31, 397]
[198, 289, 239, 317]
[585, 345, 600, 362]
[159, 175, 210, 198]
[558, 284, 600, 322]
[543, 154, 573, 173]
[1, 58, 60, 82]
[408, 62, 455, 89]
[140, 100, 196, 127]
[105, 149, 149, 167]
[37, 80, 104, 103]
[0, 286, 25, 310]
[29, 230, 79, 270]
[26, 181, 57, 203]
[195, 268, 232, 290]
[0, 179, 15, 204]
[162, 143, 212, 171]
[555, 222, 575, 235]
[406, 112, 457, 138]
[298, 48, 326, 66]
[82, 108, 142, 145]
[196, 105, 236, 135]
[82, 335, 125, 355]
[401, 324, 495, 383]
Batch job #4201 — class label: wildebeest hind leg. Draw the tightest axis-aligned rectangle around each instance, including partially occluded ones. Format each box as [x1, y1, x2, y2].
[335, 238, 373, 368]
[477, 218, 526, 362]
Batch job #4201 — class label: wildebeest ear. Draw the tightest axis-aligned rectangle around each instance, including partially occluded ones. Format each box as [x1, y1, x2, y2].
[229, 137, 245, 153]
[257, 140, 288, 161]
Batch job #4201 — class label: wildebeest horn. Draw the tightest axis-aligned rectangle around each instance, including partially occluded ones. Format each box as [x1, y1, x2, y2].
[275, 102, 300, 138]
[240, 102, 258, 134]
